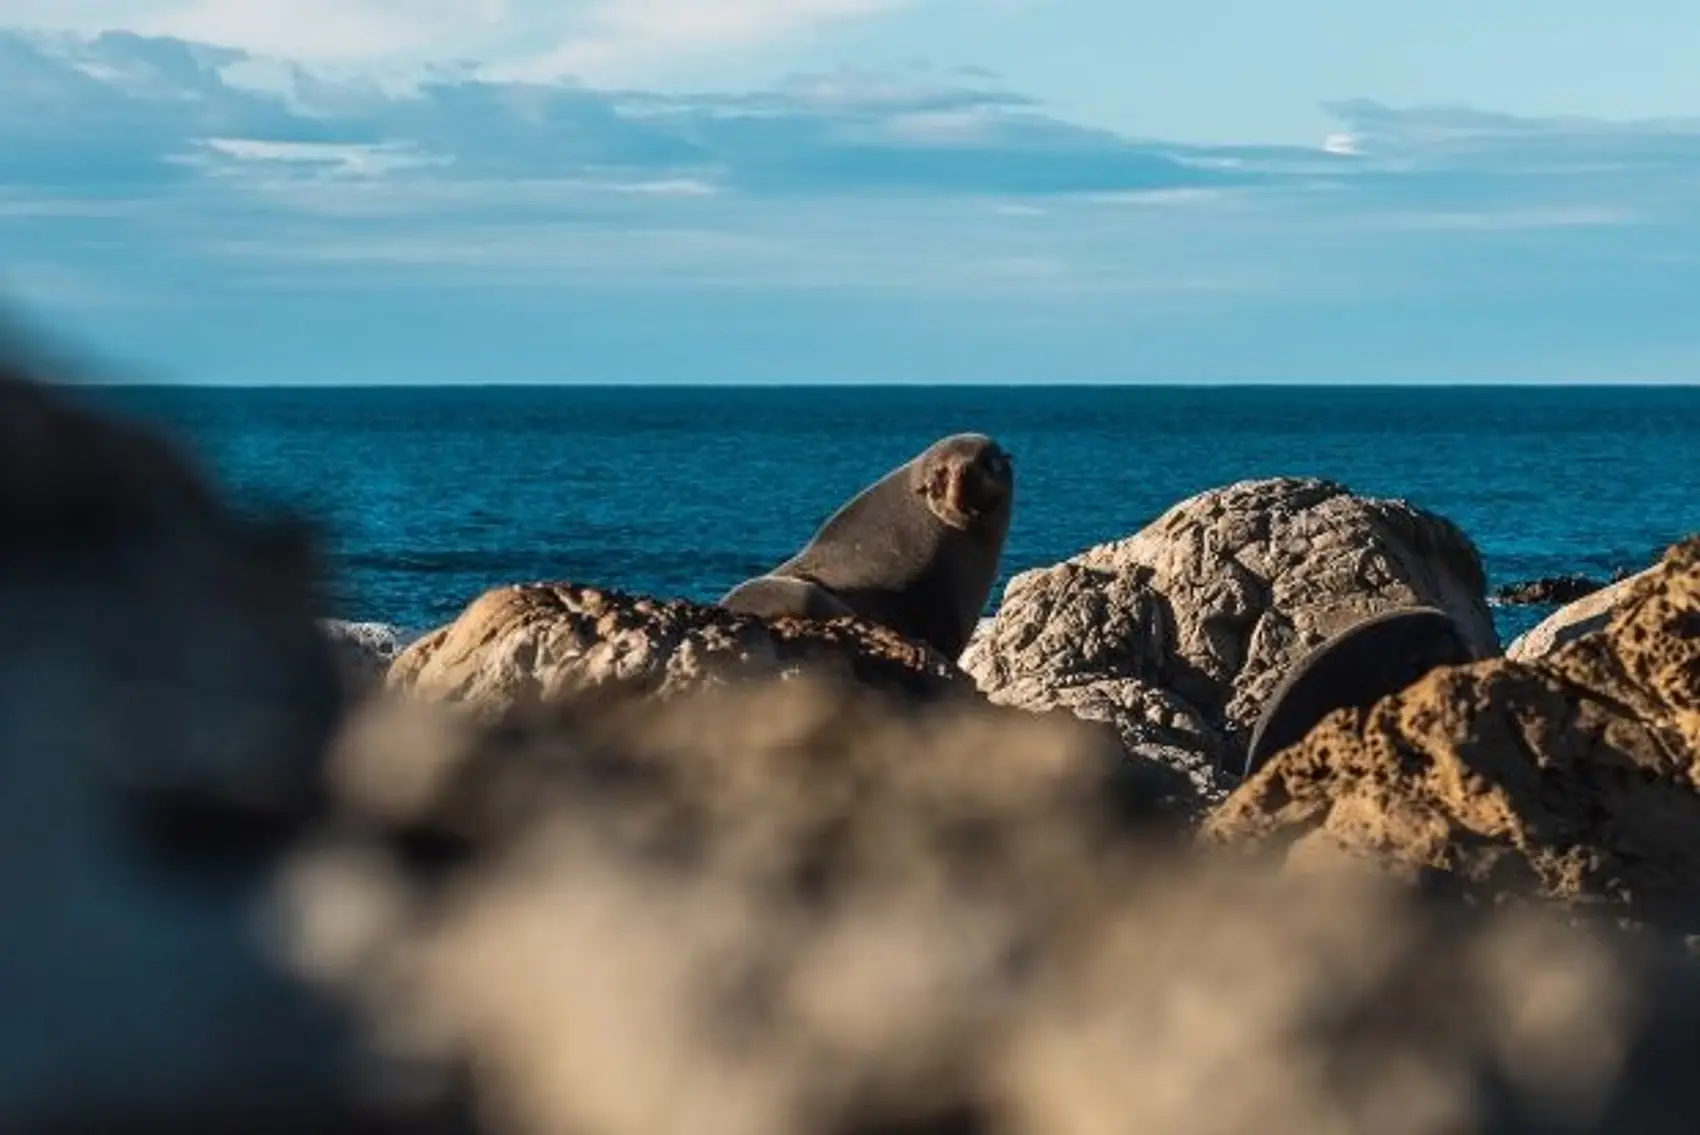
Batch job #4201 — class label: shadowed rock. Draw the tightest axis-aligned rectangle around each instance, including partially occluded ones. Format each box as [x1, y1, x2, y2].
[0, 363, 419, 1133]
[322, 619, 421, 696]
[1206, 536, 1700, 934]
[1242, 606, 1478, 779]
[962, 477, 1496, 812]
[1493, 575, 1609, 607]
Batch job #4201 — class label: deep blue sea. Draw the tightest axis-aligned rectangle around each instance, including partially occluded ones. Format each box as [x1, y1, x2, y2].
[82, 385, 1700, 648]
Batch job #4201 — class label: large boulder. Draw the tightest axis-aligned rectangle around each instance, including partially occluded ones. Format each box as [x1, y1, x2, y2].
[387, 581, 978, 714]
[1204, 537, 1700, 933]
[285, 674, 1700, 1135]
[963, 478, 1496, 808]
[1506, 566, 1659, 663]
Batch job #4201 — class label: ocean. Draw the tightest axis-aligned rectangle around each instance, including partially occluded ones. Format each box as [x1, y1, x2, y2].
[82, 384, 1700, 647]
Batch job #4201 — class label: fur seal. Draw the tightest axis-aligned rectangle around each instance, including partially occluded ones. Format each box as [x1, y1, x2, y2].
[721, 433, 1014, 659]
[1242, 606, 1476, 779]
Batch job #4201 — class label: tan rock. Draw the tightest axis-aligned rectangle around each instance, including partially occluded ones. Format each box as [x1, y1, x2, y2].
[1204, 537, 1700, 932]
[1506, 565, 1659, 663]
[387, 581, 976, 715]
[290, 675, 1700, 1135]
[963, 477, 1496, 807]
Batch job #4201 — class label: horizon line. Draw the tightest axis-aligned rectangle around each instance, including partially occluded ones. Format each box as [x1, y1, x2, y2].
[64, 380, 1700, 391]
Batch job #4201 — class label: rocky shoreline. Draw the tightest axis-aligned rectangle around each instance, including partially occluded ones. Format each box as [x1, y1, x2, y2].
[8, 368, 1700, 1134]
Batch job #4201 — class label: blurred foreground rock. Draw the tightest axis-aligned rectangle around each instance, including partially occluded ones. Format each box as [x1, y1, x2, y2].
[0, 365, 373, 1133]
[290, 676, 1700, 1135]
[1207, 537, 1700, 933]
[962, 477, 1497, 810]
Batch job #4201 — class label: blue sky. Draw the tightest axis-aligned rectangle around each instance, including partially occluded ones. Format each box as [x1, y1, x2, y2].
[3, 1, 1700, 383]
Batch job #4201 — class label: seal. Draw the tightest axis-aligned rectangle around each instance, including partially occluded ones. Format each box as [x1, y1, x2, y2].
[1242, 606, 1476, 779]
[721, 433, 1014, 659]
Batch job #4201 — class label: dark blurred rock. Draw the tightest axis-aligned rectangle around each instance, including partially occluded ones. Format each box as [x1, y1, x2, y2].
[0, 362, 451, 1134]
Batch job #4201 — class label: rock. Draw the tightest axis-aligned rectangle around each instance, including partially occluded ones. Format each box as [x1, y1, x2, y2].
[1204, 537, 1700, 934]
[0, 366, 373, 1132]
[320, 619, 420, 694]
[1492, 575, 1610, 607]
[286, 676, 1700, 1135]
[962, 478, 1496, 810]
[387, 581, 977, 715]
[1507, 566, 1660, 663]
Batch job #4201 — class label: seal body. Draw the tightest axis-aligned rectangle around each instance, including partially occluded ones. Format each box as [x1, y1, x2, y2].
[1243, 606, 1476, 779]
[721, 434, 1014, 659]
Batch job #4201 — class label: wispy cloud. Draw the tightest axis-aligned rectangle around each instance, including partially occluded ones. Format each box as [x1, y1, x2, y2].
[497, 0, 907, 84]
[0, 0, 921, 78]
[3, 29, 1700, 383]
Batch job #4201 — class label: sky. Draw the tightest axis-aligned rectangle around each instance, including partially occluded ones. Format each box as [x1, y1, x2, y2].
[3, 1, 1700, 383]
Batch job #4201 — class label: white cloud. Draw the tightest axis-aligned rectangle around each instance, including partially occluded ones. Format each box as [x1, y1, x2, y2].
[0, 0, 918, 80]
[0, 1, 504, 61]
[483, 0, 907, 83]
[193, 138, 446, 177]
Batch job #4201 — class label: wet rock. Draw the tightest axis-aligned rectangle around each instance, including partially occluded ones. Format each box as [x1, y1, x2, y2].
[1205, 537, 1700, 934]
[322, 619, 420, 695]
[962, 478, 1496, 811]
[1493, 575, 1610, 606]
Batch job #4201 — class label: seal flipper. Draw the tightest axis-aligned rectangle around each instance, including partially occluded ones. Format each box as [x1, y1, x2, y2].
[719, 575, 857, 622]
[1242, 606, 1476, 780]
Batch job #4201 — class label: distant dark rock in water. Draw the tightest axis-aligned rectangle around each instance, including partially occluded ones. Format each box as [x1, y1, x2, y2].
[961, 477, 1497, 813]
[1506, 565, 1662, 663]
[1492, 575, 1610, 606]
[1209, 535, 1700, 935]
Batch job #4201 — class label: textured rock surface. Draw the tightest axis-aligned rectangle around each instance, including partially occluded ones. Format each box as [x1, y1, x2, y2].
[1205, 537, 1700, 933]
[1506, 566, 1659, 663]
[387, 582, 976, 714]
[321, 619, 420, 694]
[963, 478, 1496, 809]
